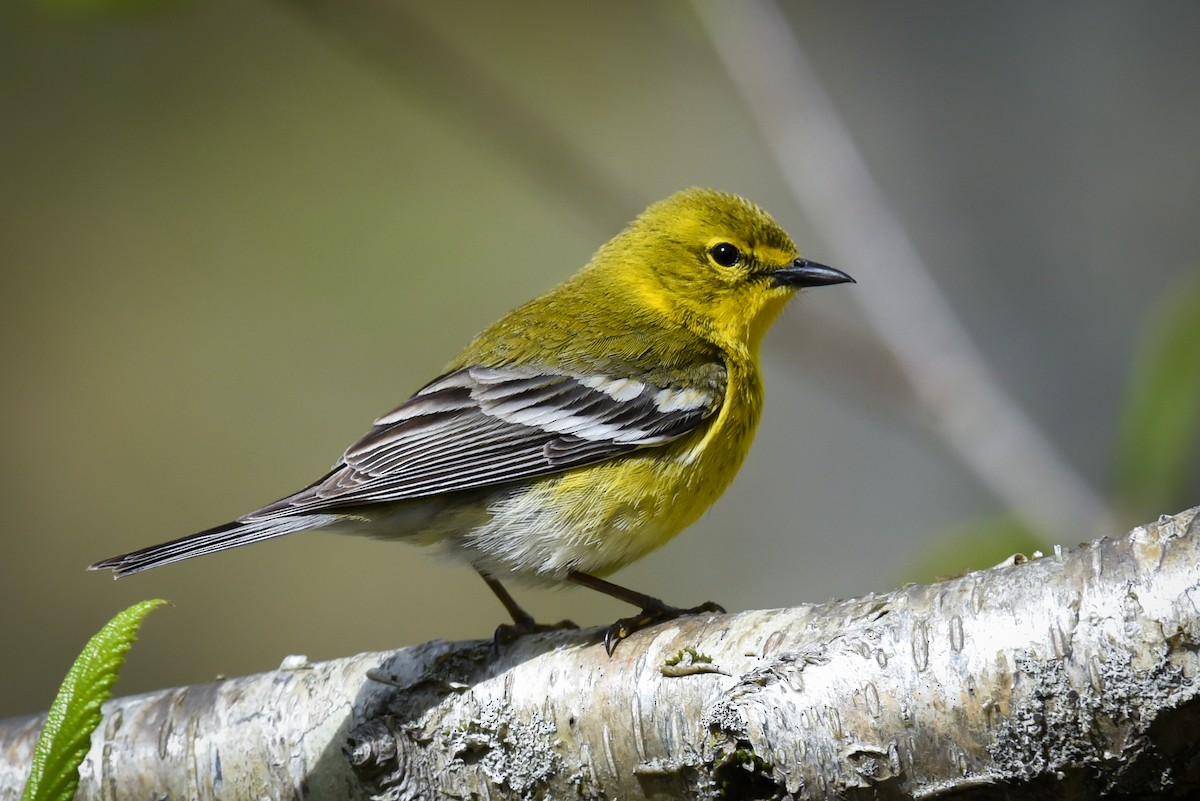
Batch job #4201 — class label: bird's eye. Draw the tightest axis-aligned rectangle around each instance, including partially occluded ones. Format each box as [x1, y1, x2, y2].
[709, 242, 741, 268]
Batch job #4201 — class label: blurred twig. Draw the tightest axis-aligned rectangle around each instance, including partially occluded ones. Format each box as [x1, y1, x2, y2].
[282, 0, 642, 227]
[691, 0, 1115, 542]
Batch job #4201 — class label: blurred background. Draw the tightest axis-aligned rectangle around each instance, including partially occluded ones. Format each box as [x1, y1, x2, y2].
[2, 0, 1198, 719]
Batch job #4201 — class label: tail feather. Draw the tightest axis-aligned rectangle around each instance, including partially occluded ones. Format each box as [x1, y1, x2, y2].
[88, 514, 341, 578]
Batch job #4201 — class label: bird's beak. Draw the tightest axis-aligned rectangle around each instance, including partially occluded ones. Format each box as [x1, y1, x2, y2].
[770, 259, 855, 288]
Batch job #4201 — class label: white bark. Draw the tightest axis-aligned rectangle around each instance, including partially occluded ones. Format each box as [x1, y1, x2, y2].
[3, 507, 1198, 800]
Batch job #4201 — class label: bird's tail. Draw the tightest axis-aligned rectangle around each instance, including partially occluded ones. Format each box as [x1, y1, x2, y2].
[88, 513, 341, 578]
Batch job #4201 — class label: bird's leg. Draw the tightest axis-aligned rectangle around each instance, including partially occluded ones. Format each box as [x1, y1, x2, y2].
[479, 571, 537, 628]
[567, 570, 724, 655]
[478, 570, 577, 647]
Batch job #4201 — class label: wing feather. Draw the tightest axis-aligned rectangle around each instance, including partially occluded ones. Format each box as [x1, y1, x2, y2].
[244, 363, 725, 520]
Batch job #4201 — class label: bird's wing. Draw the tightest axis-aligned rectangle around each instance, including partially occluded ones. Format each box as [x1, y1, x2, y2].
[244, 363, 726, 518]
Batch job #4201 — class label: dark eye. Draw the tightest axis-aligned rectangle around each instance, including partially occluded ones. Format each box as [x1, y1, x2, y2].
[709, 242, 741, 267]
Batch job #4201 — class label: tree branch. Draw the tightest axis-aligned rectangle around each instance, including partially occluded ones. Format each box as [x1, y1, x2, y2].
[3, 507, 1198, 799]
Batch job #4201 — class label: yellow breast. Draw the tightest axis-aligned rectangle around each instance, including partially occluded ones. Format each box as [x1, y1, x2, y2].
[529, 356, 764, 576]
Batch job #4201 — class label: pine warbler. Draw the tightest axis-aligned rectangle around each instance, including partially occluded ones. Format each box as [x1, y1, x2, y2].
[91, 188, 853, 652]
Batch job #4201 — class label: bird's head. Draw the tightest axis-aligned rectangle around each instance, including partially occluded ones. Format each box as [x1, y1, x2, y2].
[592, 188, 853, 355]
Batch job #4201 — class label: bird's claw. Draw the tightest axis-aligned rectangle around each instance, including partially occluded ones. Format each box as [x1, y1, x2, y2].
[602, 600, 725, 655]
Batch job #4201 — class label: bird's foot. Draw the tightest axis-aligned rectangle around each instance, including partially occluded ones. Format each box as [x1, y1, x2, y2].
[492, 616, 578, 653]
[603, 600, 725, 655]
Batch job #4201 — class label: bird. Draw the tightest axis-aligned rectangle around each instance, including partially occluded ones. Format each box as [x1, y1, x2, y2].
[90, 188, 854, 653]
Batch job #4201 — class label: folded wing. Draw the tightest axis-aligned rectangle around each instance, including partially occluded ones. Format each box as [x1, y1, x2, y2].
[244, 363, 725, 519]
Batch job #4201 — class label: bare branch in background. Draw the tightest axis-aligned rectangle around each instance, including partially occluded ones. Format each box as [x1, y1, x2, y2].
[691, 0, 1116, 542]
[284, 0, 643, 226]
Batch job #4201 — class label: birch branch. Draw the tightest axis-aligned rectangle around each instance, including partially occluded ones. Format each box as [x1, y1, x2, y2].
[2, 506, 1197, 800]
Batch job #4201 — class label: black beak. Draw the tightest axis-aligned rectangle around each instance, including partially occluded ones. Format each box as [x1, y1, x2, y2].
[771, 259, 855, 288]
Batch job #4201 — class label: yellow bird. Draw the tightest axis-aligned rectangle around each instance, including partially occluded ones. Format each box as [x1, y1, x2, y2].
[90, 188, 854, 652]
